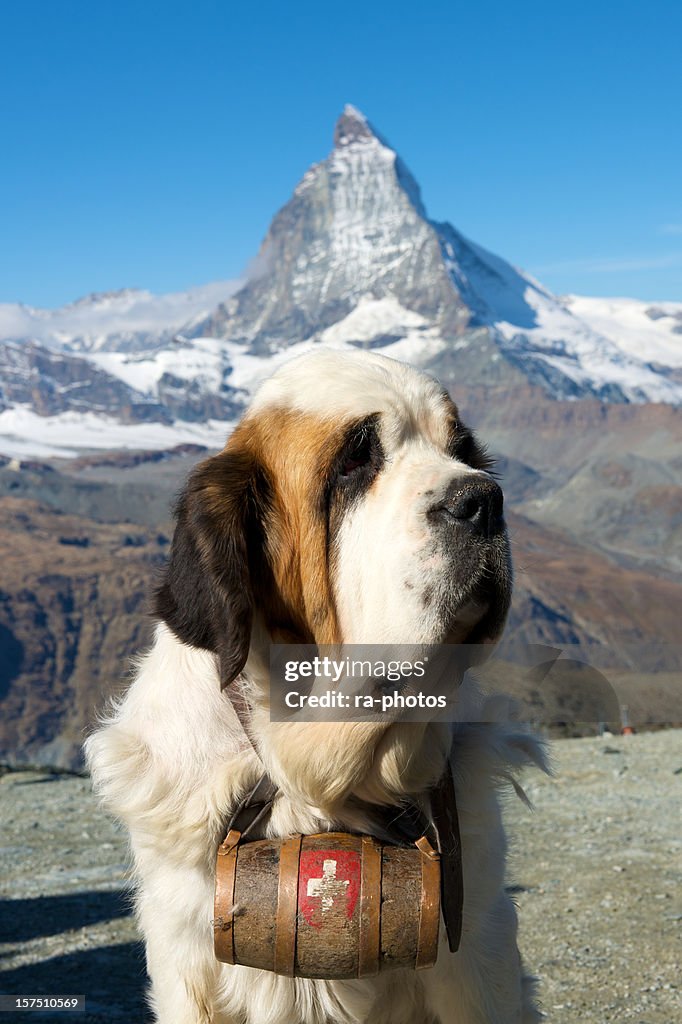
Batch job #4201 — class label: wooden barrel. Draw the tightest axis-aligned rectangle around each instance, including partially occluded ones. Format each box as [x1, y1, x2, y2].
[214, 831, 440, 979]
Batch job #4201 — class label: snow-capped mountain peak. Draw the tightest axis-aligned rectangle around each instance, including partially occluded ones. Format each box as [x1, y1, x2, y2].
[334, 104, 378, 147]
[195, 106, 464, 348]
[1, 106, 681, 458]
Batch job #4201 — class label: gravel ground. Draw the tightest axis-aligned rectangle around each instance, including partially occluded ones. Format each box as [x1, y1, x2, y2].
[0, 730, 680, 1023]
[509, 730, 681, 1024]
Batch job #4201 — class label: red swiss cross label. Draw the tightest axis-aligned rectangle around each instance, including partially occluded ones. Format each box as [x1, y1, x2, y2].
[298, 849, 361, 928]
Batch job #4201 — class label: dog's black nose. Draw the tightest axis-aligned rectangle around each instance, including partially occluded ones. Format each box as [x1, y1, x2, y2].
[430, 478, 505, 539]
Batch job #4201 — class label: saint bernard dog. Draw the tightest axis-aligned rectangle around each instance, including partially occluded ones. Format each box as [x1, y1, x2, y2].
[86, 349, 546, 1024]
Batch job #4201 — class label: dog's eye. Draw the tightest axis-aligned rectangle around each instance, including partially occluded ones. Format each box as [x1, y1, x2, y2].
[340, 437, 372, 478]
[331, 415, 383, 496]
[448, 426, 496, 473]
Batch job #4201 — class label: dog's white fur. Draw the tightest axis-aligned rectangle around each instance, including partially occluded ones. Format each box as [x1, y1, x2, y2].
[86, 349, 546, 1024]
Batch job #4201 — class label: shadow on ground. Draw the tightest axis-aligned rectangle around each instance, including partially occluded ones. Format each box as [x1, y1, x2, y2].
[0, 943, 151, 1023]
[0, 890, 150, 1022]
[0, 891, 131, 944]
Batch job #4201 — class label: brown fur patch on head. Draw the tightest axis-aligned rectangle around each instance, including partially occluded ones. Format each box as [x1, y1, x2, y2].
[232, 407, 345, 647]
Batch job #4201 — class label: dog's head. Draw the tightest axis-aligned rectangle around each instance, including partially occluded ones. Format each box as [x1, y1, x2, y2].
[156, 348, 511, 689]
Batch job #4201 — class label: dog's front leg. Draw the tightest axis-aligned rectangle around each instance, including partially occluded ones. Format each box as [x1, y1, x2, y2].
[132, 856, 232, 1024]
[420, 894, 540, 1024]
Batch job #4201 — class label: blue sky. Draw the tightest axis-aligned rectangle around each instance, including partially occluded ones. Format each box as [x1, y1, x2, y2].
[2, 0, 681, 307]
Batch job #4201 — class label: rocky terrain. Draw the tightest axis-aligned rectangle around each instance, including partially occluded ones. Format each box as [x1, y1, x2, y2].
[0, 447, 213, 770]
[0, 494, 161, 768]
[0, 730, 679, 1023]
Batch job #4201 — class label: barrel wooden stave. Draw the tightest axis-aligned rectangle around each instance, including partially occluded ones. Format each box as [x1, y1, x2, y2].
[232, 840, 280, 972]
[379, 845, 422, 970]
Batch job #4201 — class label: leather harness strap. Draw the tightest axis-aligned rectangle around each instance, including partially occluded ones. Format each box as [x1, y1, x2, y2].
[224, 772, 279, 838]
[225, 678, 262, 752]
[223, 679, 280, 837]
[431, 759, 464, 953]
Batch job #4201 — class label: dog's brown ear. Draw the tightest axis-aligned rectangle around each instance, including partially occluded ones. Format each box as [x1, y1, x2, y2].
[155, 446, 260, 688]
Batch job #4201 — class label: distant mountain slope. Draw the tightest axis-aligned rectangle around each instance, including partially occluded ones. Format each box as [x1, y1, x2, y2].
[564, 294, 682, 370]
[0, 281, 239, 354]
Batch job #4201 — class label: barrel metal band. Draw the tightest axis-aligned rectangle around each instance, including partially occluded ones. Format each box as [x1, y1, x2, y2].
[273, 834, 303, 976]
[214, 829, 241, 964]
[358, 836, 382, 977]
[415, 835, 441, 970]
